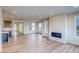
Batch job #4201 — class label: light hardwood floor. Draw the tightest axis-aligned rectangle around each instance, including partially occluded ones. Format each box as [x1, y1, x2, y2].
[2, 34, 79, 53]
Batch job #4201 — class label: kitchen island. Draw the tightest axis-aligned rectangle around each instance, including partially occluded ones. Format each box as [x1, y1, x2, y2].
[2, 32, 9, 42]
[2, 28, 12, 42]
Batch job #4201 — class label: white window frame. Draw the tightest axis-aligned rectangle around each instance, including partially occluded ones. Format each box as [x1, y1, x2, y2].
[75, 16, 79, 38]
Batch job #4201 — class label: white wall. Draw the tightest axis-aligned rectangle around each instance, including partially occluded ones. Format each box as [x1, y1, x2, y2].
[49, 14, 66, 43]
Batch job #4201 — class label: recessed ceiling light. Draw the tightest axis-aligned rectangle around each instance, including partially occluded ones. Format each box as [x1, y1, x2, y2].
[12, 11, 16, 14]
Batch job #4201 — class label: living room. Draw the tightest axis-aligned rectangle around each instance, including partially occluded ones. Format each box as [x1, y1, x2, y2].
[0, 6, 79, 53]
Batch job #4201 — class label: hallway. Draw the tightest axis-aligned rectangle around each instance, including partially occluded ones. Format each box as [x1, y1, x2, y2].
[2, 34, 79, 53]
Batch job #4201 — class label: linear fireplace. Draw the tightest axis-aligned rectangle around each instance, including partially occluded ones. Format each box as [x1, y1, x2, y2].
[51, 32, 62, 38]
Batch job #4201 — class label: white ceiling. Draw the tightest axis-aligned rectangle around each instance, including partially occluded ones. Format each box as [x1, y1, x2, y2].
[2, 6, 79, 21]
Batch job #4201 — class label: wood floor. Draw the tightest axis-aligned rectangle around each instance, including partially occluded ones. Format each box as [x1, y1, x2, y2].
[2, 34, 79, 53]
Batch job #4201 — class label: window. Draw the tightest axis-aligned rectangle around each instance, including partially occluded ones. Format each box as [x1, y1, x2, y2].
[44, 20, 48, 33]
[38, 23, 42, 32]
[76, 16, 79, 37]
[32, 23, 35, 31]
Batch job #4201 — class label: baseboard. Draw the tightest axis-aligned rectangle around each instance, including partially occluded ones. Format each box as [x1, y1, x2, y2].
[49, 37, 67, 43]
[66, 41, 79, 45]
[42, 36, 49, 38]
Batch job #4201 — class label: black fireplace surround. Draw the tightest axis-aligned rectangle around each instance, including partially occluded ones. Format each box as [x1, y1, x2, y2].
[51, 32, 62, 38]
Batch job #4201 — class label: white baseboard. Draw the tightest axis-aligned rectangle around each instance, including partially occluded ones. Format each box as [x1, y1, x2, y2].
[49, 37, 67, 43]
